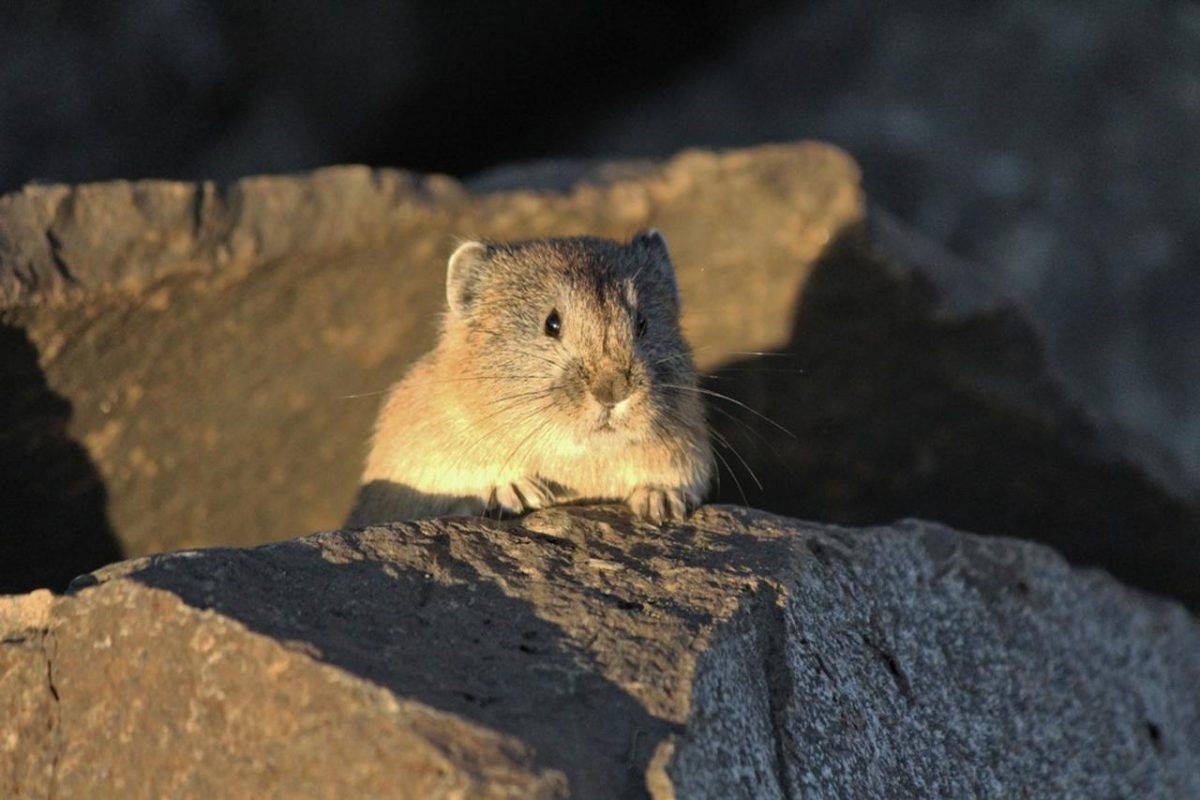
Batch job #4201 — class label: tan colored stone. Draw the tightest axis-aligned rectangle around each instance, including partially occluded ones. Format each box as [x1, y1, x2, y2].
[0, 144, 861, 586]
[9, 580, 564, 799]
[0, 589, 55, 629]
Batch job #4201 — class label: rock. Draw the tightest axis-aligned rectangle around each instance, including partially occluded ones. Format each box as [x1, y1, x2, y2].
[0, 589, 54, 629]
[700, 208, 1200, 606]
[569, 1, 1200, 485]
[3, 142, 1198, 609]
[0, 585, 564, 800]
[0, 143, 860, 590]
[3, 507, 1197, 797]
[8, 1, 1196, 489]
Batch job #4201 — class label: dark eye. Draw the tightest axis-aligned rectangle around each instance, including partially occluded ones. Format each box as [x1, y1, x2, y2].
[544, 309, 562, 338]
[636, 313, 647, 338]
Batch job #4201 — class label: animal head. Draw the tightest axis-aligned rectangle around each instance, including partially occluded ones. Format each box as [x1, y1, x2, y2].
[442, 230, 697, 448]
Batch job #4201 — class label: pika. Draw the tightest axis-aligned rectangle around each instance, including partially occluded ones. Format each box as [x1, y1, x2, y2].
[346, 230, 714, 526]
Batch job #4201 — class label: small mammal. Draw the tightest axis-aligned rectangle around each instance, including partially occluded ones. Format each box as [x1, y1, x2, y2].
[346, 230, 713, 526]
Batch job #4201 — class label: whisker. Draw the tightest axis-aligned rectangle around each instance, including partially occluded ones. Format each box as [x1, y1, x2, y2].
[440, 373, 554, 383]
[691, 345, 797, 359]
[708, 426, 763, 492]
[467, 393, 557, 442]
[649, 352, 692, 365]
[466, 401, 551, 436]
[706, 434, 748, 507]
[450, 398, 556, 488]
[481, 387, 559, 409]
[653, 404, 750, 507]
[725, 351, 796, 358]
[495, 413, 557, 491]
[342, 370, 561, 399]
[706, 368, 807, 375]
[702, 402, 788, 463]
[661, 384, 796, 439]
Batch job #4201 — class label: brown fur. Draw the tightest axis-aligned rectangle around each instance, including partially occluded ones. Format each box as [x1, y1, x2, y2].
[346, 231, 713, 526]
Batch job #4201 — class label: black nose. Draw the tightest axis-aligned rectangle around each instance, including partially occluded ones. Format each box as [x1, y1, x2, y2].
[590, 373, 631, 407]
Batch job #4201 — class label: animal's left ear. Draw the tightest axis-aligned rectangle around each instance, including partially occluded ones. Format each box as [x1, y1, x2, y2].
[630, 228, 679, 307]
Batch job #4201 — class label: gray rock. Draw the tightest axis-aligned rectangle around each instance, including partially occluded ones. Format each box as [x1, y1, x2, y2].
[568, 0, 1200, 487]
[2, 143, 1198, 611]
[3, 507, 1197, 797]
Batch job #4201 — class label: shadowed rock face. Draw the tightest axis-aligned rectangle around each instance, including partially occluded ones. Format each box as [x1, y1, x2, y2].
[1, 142, 1197, 608]
[703, 217, 1200, 606]
[571, 1, 1200, 486]
[0, 145, 858, 590]
[0, 323, 120, 592]
[3, 508, 1197, 797]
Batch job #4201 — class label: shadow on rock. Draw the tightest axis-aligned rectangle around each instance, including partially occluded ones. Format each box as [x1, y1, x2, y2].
[115, 531, 671, 798]
[0, 323, 122, 593]
[702, 225, 1200, 607]
[346, 480, 482, 527]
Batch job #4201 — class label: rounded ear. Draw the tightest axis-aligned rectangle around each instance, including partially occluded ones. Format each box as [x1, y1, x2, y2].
[632, 228, 670, 259]
[631, 228, 679, 308]
[445, 241, 490, 317]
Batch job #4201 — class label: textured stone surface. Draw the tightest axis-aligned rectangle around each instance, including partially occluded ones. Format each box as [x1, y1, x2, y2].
[0, 582, 564, 799]
[2, 141, 1197, 609]
[700, 210, 1200, 606]
[0, 143, 859, 591]
[3, 507, 1198, 797]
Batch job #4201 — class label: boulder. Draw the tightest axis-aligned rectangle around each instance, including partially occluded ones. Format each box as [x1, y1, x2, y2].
[572, 1, 1200, 483]
[2, 142, 1197, 609]
[3, 507, 1197, 797]
[0, 143, 858, 592]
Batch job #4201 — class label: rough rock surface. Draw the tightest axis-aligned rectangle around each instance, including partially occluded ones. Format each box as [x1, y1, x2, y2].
[0, 143, 858, 591]
[3, 507, 1198, 798]
[571, 0, 1200, 485]
[0, 588, 562, 800]
[2, 142, 1198, 608]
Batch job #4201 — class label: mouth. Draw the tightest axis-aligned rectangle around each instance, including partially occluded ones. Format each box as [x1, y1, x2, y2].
[593, 409, 620, 433]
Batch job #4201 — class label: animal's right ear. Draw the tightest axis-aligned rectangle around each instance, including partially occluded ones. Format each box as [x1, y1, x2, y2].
[631, 228, 680, 309]
[445, 241, 490, 317]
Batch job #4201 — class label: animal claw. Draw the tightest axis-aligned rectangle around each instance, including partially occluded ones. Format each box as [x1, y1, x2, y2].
[626, 486, 693, 525]
[488, 477, 556, 515]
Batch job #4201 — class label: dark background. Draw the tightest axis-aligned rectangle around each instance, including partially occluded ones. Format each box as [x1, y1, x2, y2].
[3, 0, 1198, 487]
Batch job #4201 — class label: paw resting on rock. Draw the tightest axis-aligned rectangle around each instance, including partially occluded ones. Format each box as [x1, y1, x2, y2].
[488, 477, 556, 515]
[626, 486, 695, 524]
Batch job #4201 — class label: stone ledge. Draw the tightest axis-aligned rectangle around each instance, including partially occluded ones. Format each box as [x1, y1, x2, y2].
[4, 506, 1197, 797]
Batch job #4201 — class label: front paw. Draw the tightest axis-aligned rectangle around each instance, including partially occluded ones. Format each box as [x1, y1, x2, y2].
[626, 486, 695, 525]
[488, 477, 556, 515]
